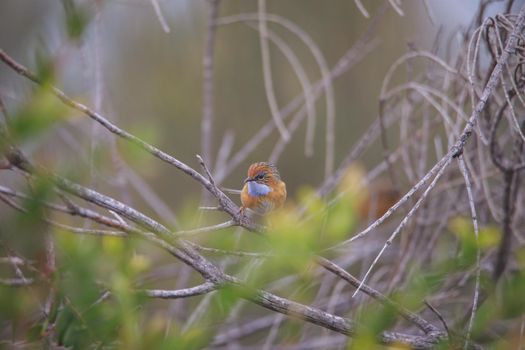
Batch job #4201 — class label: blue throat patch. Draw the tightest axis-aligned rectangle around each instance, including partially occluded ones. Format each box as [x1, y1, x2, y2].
[247, 181, 271, 197]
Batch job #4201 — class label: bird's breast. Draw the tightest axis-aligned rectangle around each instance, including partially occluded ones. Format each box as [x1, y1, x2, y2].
[241, 180, 286, 215]
[247, 181, 271, 197]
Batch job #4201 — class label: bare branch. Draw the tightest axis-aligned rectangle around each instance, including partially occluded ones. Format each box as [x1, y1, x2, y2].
[1, 4, 525, 349]
[0, 257, 31, 266]
[327, 4, 525, 251]
[424, 300, 451, 339]
[388, 0, 405, 16]
[244, 21, 316, 158]
[0, 49, 258, 231]
[242, 282, 444, 348]
[213, 130, 234, 175]
[196, 154, 216, 186]
[201, 0, 220, 165]
[199, 206, 223, 211]
[145, 282, 217, 299]
[123, 164, 180, 228]
[351, 157, 451, 296]
[257, 1, 290, 141]
[353, 0, 370, 18]
[176, 220, 235, 236]
[191, 243, 270, 258]
[458, 156, 481, 349]
[0, 278, 35, 287]
[316, 257, 439, 334]
[2, 151, 446, 348]
[150, 0, 171, 33]
[217, 12, 337, 180]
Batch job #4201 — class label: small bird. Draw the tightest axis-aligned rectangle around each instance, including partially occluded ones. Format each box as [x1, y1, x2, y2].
[240, 162, 287, 215]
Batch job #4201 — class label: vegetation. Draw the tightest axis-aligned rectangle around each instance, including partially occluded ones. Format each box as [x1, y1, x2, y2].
[1, 1, 524, 349]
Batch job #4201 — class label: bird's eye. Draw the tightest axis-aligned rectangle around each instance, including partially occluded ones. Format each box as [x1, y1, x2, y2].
[256, 173, 265, 180]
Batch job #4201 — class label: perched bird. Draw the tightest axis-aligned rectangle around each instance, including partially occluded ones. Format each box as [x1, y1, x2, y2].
[240, 162, 287, 215]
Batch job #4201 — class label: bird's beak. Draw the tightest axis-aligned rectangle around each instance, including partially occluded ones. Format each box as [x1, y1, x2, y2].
[244, 177, 253, 184]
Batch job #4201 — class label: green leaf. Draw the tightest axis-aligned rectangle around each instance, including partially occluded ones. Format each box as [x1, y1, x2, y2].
[10, 87, 69, 144]
[62, 0, 90, 41]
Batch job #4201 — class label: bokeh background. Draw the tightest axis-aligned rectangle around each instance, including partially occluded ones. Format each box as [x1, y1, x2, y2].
[2, 1, 525, 349]
[0, 0, 499, 214]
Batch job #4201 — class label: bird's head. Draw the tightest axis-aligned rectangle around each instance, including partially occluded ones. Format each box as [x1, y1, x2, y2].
[244, 162, 281, 185]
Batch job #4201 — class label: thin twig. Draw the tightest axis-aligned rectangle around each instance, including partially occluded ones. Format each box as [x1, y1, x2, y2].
[0, 49, 258, 231]
[0, 256, 31, 265]
[388, 0, 405, 16]
[214, 130, 234, 175]
[123, 164, 180, 228]
[176, 220, 235, 236]
[351, 156, 452, 297]
[201, 0, 220, 166]
[191, 243, 270, 258]
[458, 156, 480, 350]
[244, 22, 316, 158]
[353, 0, 370, 18]
[218, 13, 336, 179]
[220, 187, 241, 195]
[422, 0, 436, 25]
[197, 154, 216, 186]
[49, 221, 127, 237]
[317, 257, 439, 334]
[327, 4, 525, 251]
[2, 153, 447, 348]
[257, 0, 290, 141]
[150, 0, 171, 33]
[199, 206, 223, 211]
[0, 278, 35, 286]
[424, 300, 450, 339]
[145, 282, 217, 298]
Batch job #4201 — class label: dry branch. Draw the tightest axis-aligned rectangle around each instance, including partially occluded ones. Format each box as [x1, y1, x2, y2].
[1, 3, 524, 349]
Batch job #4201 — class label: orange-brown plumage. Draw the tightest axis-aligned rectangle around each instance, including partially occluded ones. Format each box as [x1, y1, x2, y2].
[240, 162, 286, 215]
